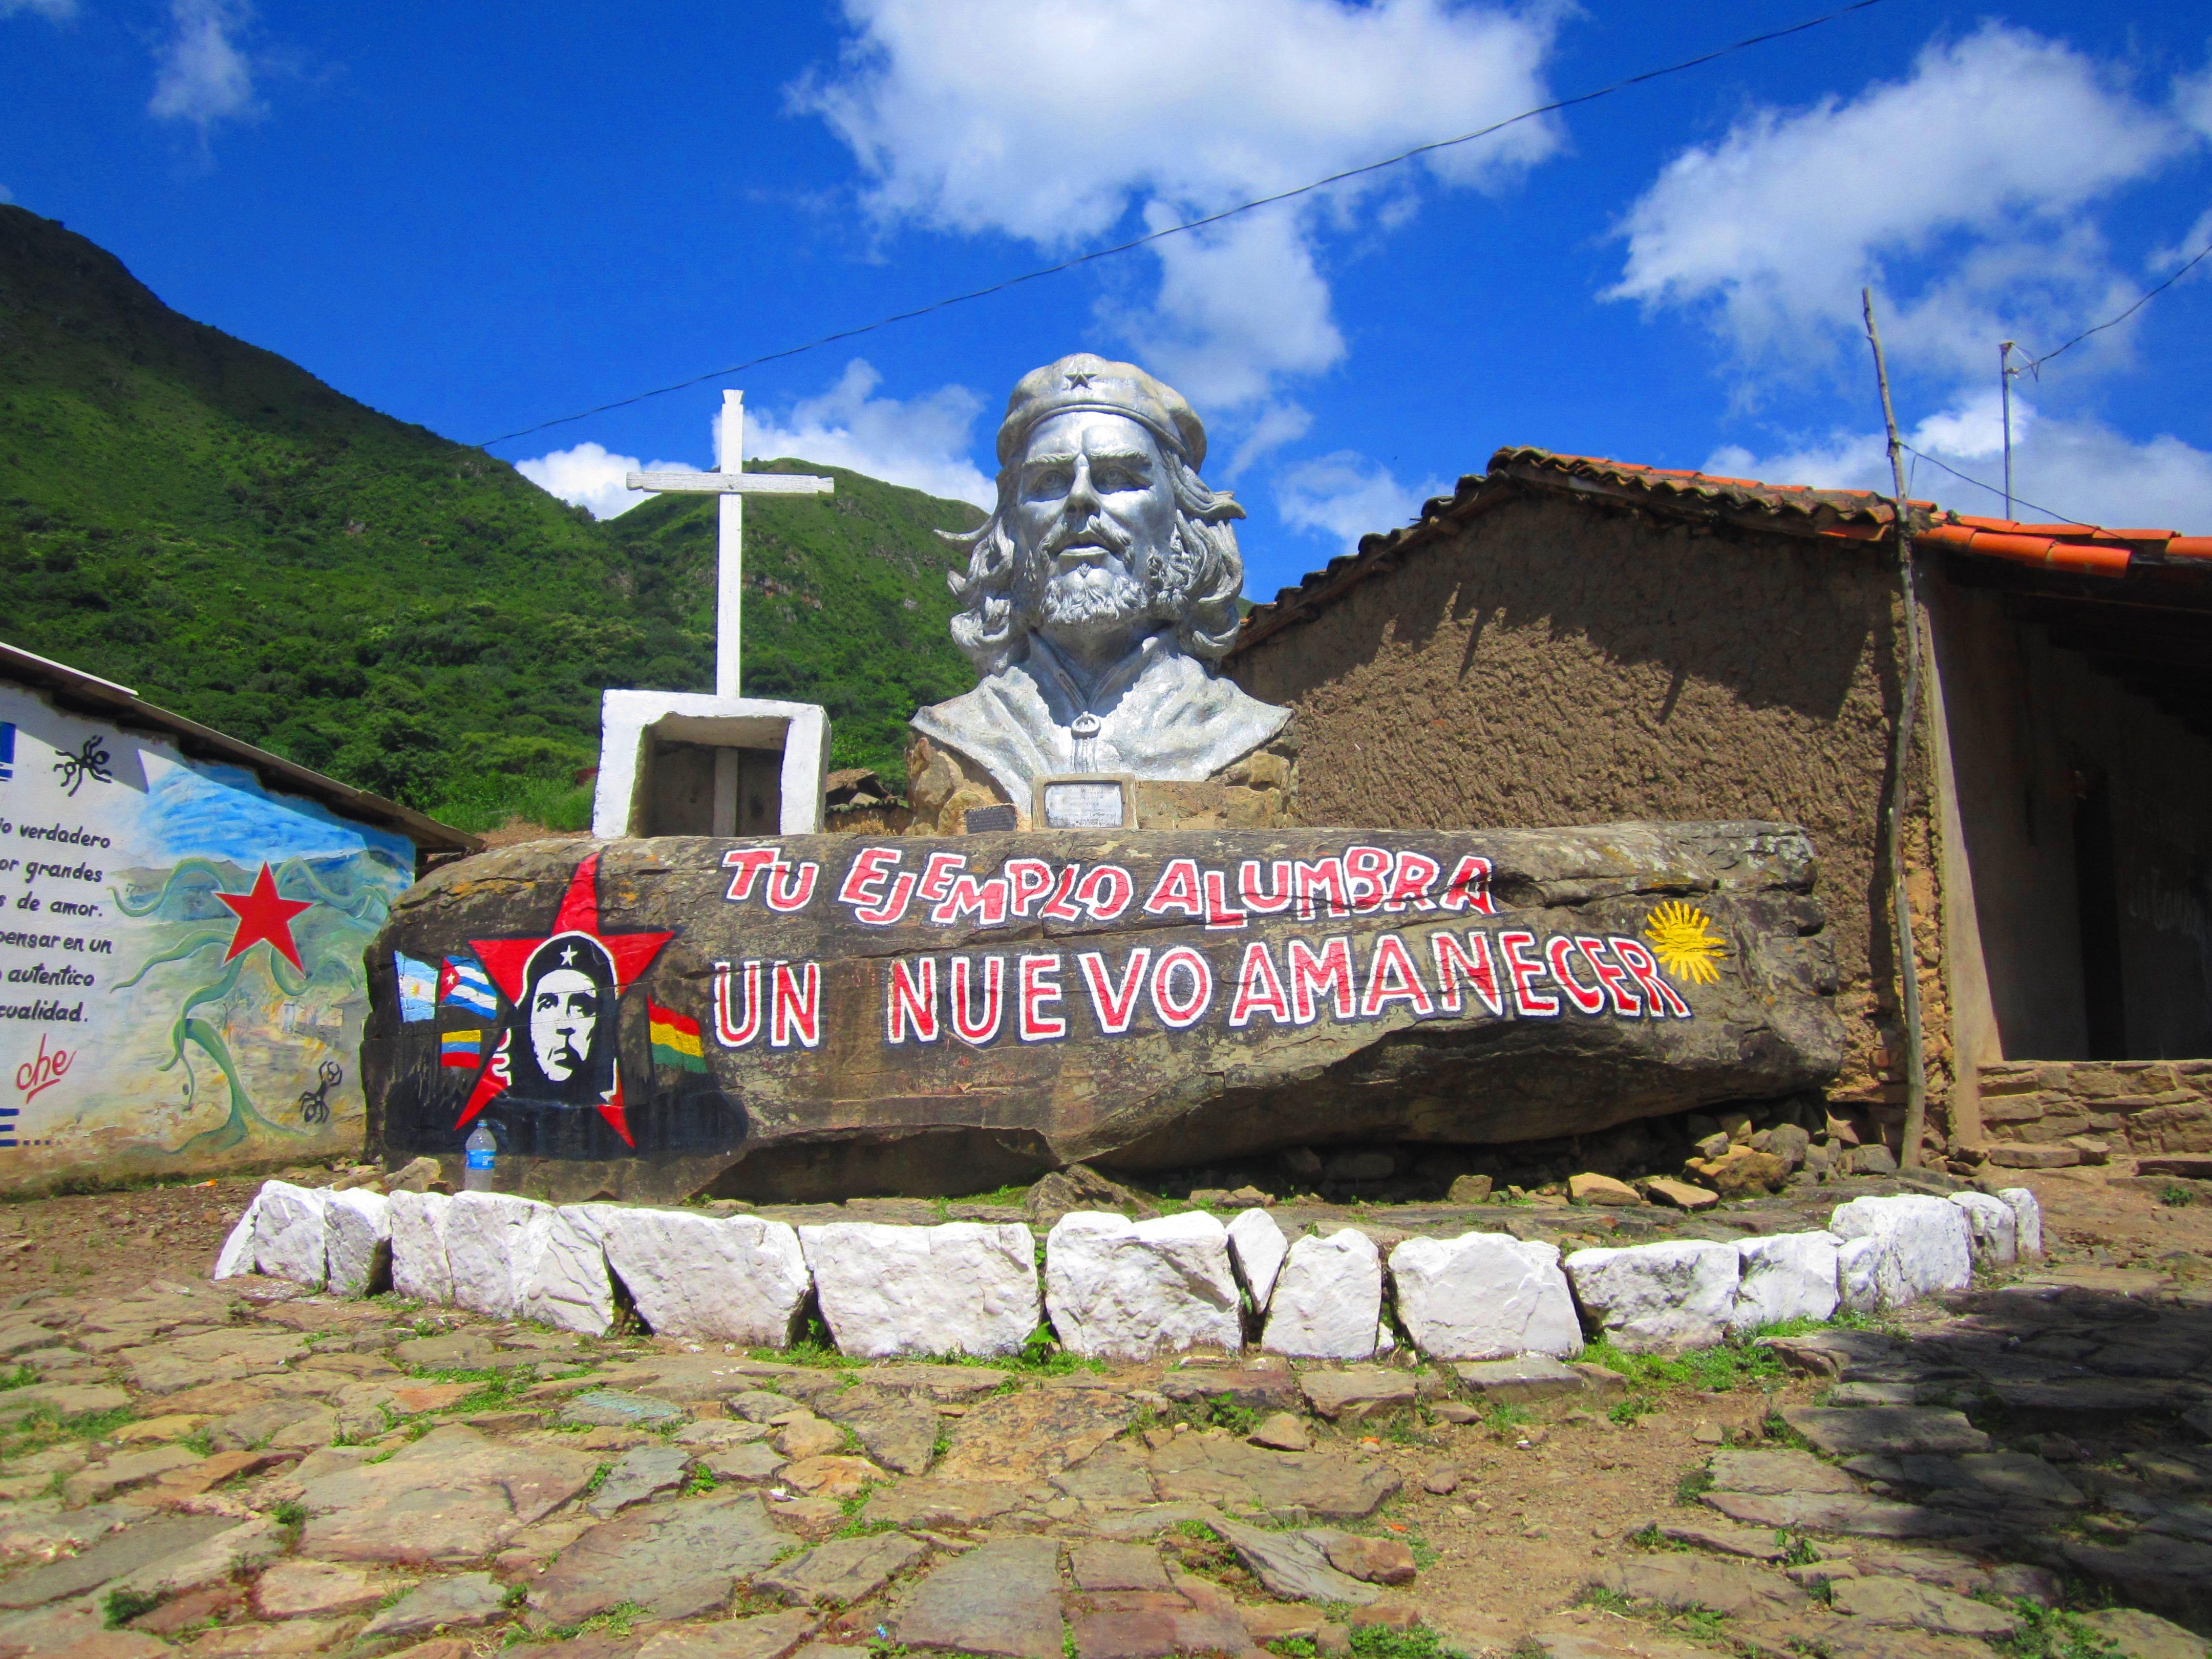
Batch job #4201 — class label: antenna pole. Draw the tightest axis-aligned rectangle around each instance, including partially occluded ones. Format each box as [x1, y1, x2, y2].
[1999, 341, 2016, 519]
[1863, 288, 1929, 1172]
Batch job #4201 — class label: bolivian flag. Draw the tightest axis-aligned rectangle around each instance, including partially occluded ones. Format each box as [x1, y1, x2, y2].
[648, 1001, 708, 1074]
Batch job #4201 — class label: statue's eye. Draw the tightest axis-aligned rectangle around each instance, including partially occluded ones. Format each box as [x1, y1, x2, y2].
[1027, 466, 1072, 496]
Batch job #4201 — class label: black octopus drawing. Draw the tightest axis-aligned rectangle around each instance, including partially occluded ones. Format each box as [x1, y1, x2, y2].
[297, 1059, 342, 1126]
[52, 735, 113, 797]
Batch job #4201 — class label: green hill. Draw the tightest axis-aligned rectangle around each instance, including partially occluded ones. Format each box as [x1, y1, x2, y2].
[0, 205, 981, 833]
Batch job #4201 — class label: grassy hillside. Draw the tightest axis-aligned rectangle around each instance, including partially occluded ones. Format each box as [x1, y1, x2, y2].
[0, 205, 980, 832]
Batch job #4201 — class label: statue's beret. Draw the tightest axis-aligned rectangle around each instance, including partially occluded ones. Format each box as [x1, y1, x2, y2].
[996, 353, 1206, 471]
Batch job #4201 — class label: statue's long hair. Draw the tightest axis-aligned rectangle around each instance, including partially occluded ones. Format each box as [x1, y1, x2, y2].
[942, 448, 1247, 678]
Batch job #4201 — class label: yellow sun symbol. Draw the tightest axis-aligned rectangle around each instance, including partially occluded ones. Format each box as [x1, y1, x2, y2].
[1644, 901, 1727, 986]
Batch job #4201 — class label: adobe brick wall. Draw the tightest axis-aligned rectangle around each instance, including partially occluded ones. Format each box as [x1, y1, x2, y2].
[1977, 1059, 2212, 1167]
[1229, 491, 1949, 1134]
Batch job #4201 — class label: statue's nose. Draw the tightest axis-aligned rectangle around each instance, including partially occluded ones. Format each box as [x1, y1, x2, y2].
[1065, 459, 1101, 517]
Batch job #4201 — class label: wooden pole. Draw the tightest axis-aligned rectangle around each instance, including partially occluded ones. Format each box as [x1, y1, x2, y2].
[1862, 288, 1928, 1171]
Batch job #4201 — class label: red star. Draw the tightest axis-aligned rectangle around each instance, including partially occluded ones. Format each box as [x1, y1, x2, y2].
[455, 852, 675, 1147]
[218, 864, 314, 972]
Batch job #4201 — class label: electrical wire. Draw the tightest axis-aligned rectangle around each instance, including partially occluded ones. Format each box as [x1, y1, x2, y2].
[2018, 235, 2212, 375]
[1901, 442, 2121, 536]
[475, 0, 1892, 451]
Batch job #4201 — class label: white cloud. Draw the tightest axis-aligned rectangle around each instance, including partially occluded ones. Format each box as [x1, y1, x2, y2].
[1610, 25, 2194, 380]
[519, 363, 992, 519]
[515, 442, 689, 521]
[1224, 400, 1316, 479]
[798, 0, 1561, 407]
[0, 0, 77, 20]
[1273, 449, 1447, 552]
[1708, 405, 2212, 536]
[743, 358, 993, 507]
[149, 0, 261, 138]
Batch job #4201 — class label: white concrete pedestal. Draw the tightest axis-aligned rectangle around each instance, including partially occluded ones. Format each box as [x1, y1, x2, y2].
[592, 690, 830, 840]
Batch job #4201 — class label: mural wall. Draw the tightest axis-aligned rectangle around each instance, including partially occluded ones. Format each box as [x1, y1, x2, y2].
[0, 681, 416, 1190]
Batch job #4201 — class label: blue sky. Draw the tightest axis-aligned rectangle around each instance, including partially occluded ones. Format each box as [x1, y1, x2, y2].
[3, 0, 2208, 604]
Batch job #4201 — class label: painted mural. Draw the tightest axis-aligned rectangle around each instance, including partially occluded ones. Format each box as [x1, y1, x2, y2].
[0, 681, 416, 1189]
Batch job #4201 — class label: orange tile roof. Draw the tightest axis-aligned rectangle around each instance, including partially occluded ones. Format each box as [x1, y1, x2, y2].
[1232, 445, 2211, 657]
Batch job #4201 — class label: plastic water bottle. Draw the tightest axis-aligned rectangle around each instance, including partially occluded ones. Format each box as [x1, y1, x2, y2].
[463, 1123, 497, 1192]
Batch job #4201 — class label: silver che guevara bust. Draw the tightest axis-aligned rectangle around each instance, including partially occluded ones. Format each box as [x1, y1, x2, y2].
[910, 353, 1291, 807]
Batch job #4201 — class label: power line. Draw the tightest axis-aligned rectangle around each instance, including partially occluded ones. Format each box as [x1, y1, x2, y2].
[1901, 442, 2117, 535]
[476, 0, 1892, 451]
[2019, 234, 2212, 375]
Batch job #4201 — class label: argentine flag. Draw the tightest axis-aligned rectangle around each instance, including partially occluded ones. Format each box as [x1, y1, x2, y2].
[394, 952, 436, 1023]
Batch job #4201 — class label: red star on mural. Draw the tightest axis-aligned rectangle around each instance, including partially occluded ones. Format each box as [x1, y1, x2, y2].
[218, 863, 314, 972]
[455, 852, 675, 1147]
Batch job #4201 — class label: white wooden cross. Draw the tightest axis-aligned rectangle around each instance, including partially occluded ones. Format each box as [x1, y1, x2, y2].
[626, 390, 833, 834]
[626, 389, 834, 699]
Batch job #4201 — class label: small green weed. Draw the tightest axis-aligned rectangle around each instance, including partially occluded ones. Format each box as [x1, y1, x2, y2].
[0, 1367, 35, 1393]
[580, 1461, 613, 1498]
[683, 1464, 718, 1497]
[1674, 1466, 1714, 1505]
[101, 1589, 163, 1630]
[839, 1482, 882, 1518]
[1609, 1393, 1658, 1427]
[1573, 1587, 1640, 1616]
[1777, 1530, 1819, 1567]
[268, 1499, 307, 1530]
[1673, 1607, 1729, 1643]
[1003, 1326, 1100, 1376]
[2161, 1185, 2195, 1208]
[1480, 1400, 1530, 1434]
[1344, 1625, 1470, 1659]
[1176, 1392, 1261, 1435]
[1582, 1334, 1788, 1394]
[1993, 1602, 2122, 1659]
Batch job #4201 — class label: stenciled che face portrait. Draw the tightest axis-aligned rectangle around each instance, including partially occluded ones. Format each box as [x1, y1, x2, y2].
[511, 932, 619, 1105]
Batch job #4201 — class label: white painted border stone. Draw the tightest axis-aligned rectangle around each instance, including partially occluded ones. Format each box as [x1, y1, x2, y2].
[252, 1182, 329, 1289]
[1827, 1195, 1972, 1310]
[598, 1209, 810, 1345]
[324, 1189, 392, 1298]
[1389, 1232, 1581, 1360]
[1565, 1240, 1740, 1352]
[1947, 1192, 2017, 1267]
[445, 1193, 558, 1318]
[521, 1204, 622, 1336]
[802, 1222, 1040, 1358]
[1837, 1235, 1882, 1316]
[388, 1191, 456, 1305]
[1997, 1187, 2043, 1258]
[212, 1191, 265, 1280]
[1730, 1231, 1840, 1331]
[1263, 1228, 1383, 1360]
[1045, 1211, 1242, 1360]
[1226, 1209, 1288, 1313]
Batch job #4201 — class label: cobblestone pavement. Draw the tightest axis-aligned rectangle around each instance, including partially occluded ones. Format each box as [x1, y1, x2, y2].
[0, 1169, 2206, 1659]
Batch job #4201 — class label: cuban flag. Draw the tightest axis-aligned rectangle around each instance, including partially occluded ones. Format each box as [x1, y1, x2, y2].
[439, 954, 499, 1017]
[394, 953, 437, 1023]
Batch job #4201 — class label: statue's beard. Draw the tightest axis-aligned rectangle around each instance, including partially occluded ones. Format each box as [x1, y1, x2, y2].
[1025, 517, 1152, 641]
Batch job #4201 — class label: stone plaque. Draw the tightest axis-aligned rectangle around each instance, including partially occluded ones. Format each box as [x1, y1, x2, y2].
[962, 804, 1019, 835]
[364, 824, 1844, 1202]
[1038, 777, 1130, 831]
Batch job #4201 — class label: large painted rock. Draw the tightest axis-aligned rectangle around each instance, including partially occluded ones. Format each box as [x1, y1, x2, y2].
[363, 824, 1843, 1201]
